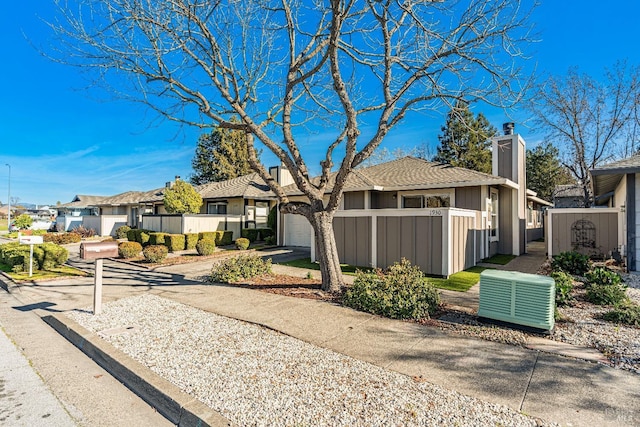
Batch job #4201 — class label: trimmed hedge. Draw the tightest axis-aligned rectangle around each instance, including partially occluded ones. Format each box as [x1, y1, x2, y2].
[235, 238, 250, 250]
[115, 225, 131, 239]
[143, 245, 169, 263]
[185, 233, 199, 250]
[198, 231, 233, 246]
[126, 229, 153, 246]
[241, 228, 259, 242]
[118, 241, 142, 259]
[148, 232, 168, 246]
[196, 239, 216, 256]
[256, 228, 274, 239]
[165, 234, 186, 252]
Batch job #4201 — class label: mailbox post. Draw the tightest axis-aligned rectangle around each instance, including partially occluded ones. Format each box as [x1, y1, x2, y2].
[18, 234, 44, 277]
[80, 241, 119, 315]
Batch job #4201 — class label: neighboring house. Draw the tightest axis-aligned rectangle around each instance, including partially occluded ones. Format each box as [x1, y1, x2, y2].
[56, 195, 106, 231]
[590, 154, 640, 270]
[553, 184, 586, 208]
[526, 190, 552, 242]
[279, 124, 532, 277]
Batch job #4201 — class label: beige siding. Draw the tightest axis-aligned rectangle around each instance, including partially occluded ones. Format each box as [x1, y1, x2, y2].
[496, 138, 513, 181]
[498, 188, 513, 254]
[455, 186, 482, 210]
[333, 217, 371, 267]
[376, 216, 443, 276]
[550, 211, 619, 258]
[451, 215, 475, 272]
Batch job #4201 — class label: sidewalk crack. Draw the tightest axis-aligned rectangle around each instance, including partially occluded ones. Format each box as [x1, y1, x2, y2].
[520, 351, 539, 412]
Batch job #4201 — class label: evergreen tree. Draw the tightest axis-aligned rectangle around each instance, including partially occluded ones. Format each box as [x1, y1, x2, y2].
[190, 122, 254, 185]
[526, 142, 575, 202]
[163, 180, 203, 214]
[433, 102, 496, 174]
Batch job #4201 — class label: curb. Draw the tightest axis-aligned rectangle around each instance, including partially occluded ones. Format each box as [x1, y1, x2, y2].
[43, 313, 233, 427]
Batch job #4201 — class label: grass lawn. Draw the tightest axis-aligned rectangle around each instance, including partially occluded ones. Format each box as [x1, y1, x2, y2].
[278, 257, 371, 276]
[0, 263, 89, 282]
[427, 266, 487, 292]
[280, 257, 486, 291]
[482, 254, 516, 265]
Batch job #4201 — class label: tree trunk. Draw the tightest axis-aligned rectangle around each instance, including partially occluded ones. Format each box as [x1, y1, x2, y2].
[310, 211, 344, 293]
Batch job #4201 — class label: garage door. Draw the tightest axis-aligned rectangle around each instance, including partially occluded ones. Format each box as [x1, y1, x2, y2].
[284, 214, 312, 247]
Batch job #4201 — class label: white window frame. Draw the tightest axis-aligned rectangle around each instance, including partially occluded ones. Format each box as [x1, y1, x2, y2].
[489, 188, 499, 242]
[400, 190, 453, 209]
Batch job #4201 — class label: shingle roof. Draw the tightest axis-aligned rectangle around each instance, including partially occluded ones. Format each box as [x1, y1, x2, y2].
[60, 195, 107, 208]
[197, 173, 276, 200]
[553, 184, 583, 198]
[591, 155, 640, 196]
[283, 157, 511, 195]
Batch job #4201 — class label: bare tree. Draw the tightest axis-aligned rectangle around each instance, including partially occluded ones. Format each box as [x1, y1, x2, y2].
[49, 0, 535, 292]
[530, 62, 640, 207]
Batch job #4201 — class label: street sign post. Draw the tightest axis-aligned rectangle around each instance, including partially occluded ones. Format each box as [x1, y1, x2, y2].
[18, 234, 44, 278]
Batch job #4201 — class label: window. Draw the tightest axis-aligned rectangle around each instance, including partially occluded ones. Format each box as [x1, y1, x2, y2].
[207, 202, 227, 214]
[402, 195, 423, 208]
[425, 195, 451, 208]
[489, 189, 499, 241]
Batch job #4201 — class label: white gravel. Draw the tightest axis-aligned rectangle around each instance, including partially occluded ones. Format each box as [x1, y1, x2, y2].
[67, 294, 551, 427]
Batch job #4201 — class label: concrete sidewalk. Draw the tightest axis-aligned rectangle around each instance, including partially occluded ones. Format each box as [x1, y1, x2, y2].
[1, 249, 639, 426]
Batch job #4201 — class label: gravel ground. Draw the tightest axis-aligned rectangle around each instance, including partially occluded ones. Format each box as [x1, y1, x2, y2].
[68, 295, 553, 427]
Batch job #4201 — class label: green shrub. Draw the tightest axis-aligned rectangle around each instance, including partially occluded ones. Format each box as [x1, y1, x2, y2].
[256, 228, 274, 240]
[185, 233, 199, 250]
[43, 232, 82, 245]
[241, 228, 259, 242]
[13, 214, 33, 230]
[198, 231, 217, 242]
[264, 235, 276, 246]
[235, 237, 250, 250]
[165, 234, 186, 252]
[551, 251, 590, 276]
[115, 225, 131, 239]
[196, 239, 216, 256]
[38, 243, 69, 269]
[209, 254, 272, 283]
[218, 231, 233, 246]
[551, 270, 574, 307]
[585, 267, 628, 305]
[603, 303, 640, 326]
[118, 241, 142, 259]
[148, 232, 167, 246]
[143, 245, 169, 263]
[126, 228, 137, 242]
[343, 258, 440, 320]
[139, 230, 151, 246]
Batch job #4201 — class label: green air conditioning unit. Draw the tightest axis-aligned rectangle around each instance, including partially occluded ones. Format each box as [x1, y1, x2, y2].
[478, 270, 555, 332]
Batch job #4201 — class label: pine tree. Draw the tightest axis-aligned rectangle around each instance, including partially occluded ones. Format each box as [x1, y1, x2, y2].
[190, 122, 254, 185]
[526, 142, 575, 202]
[433, 102, 496, 174]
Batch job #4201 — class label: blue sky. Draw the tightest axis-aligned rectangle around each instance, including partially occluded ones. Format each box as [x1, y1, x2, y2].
[1, 1, 639, 206]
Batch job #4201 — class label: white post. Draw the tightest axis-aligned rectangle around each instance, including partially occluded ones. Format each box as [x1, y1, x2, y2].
[29, 244, 34, 277]
[93, 259, 103, 315]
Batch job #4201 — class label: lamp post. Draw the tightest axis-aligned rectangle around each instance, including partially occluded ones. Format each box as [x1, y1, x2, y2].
[5, 164, 10, 232]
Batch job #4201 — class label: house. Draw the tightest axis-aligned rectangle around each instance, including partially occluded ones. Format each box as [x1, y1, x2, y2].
[91, 173, 281, 237]
[553, 184, 586, 208]
[56, 195, 106, 231]
[279, 124, 534, 277]
[526, 190, 552, 242]
[589, 155, 640, 270]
